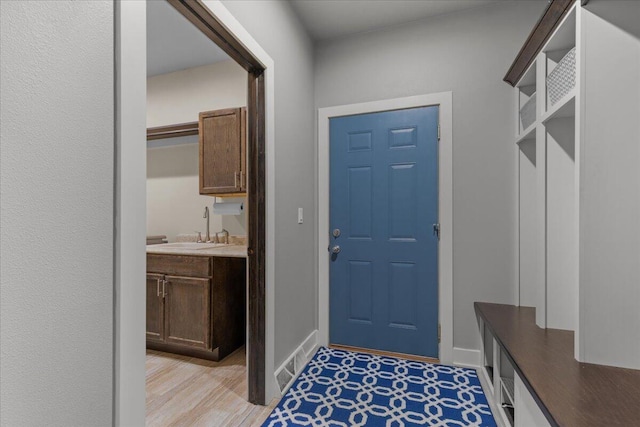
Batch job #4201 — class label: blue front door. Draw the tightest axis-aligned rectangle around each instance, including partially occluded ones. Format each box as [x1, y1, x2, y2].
[329, 106, 439, 358]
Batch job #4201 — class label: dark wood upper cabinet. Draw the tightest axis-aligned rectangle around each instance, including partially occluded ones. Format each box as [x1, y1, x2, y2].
[199, 107, 247, 196]
[146, 273, 165, 343]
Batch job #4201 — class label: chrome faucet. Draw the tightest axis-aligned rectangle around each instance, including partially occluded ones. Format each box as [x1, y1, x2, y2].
[203, 206, 212, 243]
[215, 228, 229, 244]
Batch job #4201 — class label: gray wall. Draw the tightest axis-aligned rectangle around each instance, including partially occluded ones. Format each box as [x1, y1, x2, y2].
[220, 0, 317, 367]
[0, 1, 114, 426]
[315, 1, 546, 352]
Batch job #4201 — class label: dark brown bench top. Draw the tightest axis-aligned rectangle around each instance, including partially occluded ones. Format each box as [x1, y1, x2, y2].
[475, 302, 640, 427]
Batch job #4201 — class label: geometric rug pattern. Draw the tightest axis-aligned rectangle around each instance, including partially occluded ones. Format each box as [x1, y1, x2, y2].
[262, 346, 497, 427]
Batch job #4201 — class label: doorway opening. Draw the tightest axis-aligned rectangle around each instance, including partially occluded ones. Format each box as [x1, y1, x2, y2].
[144, 0, 266, 408]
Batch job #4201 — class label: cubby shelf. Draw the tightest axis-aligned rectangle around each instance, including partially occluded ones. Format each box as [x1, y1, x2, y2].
[516, 124, 536, 144]
[542, 91, 576, 123]
[501, 377, 515, 403]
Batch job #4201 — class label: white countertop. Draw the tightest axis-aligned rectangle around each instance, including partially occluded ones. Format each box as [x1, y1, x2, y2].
[146, 242, 247, 258]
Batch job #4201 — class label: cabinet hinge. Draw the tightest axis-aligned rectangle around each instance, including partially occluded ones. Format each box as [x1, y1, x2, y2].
[437, 124, 441, 141]
[438, 324, 441, 343]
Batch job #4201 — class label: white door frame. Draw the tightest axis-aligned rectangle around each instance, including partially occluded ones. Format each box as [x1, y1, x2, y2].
[116, 1, 277, 424]
[317, 92, 453, 363]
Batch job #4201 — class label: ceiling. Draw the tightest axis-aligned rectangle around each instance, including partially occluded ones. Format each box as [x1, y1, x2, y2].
[147, 0, 533, 76]
[289, 0, 503, 41]
[146, 0, 230, 77]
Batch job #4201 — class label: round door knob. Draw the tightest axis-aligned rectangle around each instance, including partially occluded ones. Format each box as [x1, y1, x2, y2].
[331, 245, 341, 254]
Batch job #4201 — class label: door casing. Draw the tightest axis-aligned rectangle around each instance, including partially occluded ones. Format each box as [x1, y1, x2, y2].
[116, 0, 278, 422]
[317, 92, 454, 364]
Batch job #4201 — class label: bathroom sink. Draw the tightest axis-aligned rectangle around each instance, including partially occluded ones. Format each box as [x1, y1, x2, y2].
[157, 242, 228, 250]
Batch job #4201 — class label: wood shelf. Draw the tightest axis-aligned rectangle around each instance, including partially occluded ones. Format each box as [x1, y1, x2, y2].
[475, 302, 640, 427]
[147, 121, 199, 141]
[503, 0, 576, 86]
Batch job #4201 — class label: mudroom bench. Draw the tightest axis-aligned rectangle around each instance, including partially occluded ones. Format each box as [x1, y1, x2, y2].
[475, 302, 640, 427]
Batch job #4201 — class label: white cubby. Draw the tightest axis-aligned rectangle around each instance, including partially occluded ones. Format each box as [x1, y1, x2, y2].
[515, 62, 537, 138]
[481, 321, 494, 393]
[544, 116, 577, 331]
[478, 323, 516, 427]
[498, 349, 515, 427]
[514, 2, 579, 335]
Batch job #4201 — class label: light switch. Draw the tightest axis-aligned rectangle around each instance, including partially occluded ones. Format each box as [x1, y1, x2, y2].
[298, 208, 303, 224]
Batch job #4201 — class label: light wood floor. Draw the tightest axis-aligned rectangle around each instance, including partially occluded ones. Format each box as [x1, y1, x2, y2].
[146, 347, 278, 427]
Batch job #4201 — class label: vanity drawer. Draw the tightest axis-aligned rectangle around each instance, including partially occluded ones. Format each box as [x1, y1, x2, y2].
[147, 254, 211, 277]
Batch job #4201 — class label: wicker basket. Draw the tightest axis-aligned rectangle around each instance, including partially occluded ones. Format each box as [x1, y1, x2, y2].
[547, 47, 576, 106]
[520, 92, 536, 130]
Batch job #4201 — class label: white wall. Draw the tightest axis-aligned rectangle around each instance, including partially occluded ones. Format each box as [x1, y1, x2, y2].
[579, 0, 640, 369]
[220, 0, 317, 368]
[0, 1, 114, 425]
[147, 60, 247, 127]
[315, 1, 546, 353]
[147, 141, 246, 241]
[147, 61, 247, 241]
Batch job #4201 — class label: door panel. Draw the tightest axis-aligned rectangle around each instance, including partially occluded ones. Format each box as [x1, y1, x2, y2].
[164, 275, 211, 349]
[347, 260, 373, 323]
[146, 273, 165, 343]
[389, 163, 418, 240]
[348, 166, 373, 239]
[329, 106, 439, 358]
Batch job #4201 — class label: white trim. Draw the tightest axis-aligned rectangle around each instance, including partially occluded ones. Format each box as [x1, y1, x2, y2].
[198, 0, 278, 401]
[114, 2, 147, 424]
[116, 1, 278, 420]
[317, 92, 454, 364]
[453, 347, 482, 368]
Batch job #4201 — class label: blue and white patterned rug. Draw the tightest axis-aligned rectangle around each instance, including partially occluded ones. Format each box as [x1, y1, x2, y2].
[262, 347, 496, 427]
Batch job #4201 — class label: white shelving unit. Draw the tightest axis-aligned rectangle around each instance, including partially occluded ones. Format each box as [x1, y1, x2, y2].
[481, 1, 640, 425]
[496, 3, 582, 425]
[512, 0, 640, 373]
[515, 4, 579, 334]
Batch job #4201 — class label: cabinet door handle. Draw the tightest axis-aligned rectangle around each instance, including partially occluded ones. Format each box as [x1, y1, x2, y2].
[234, 171, 238, 188]
[156, 278, 161, 297]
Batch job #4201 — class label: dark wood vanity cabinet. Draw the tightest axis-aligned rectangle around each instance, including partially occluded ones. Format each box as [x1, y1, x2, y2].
[146, 254, 246, 361]
[146, 273, 165, 343]
[164, 276, 211, 350]
[199, 107, 247, 196]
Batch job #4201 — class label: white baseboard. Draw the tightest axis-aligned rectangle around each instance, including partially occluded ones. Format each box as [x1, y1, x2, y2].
[453, 347, 481, 368]
[274, 330, 319, 395]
